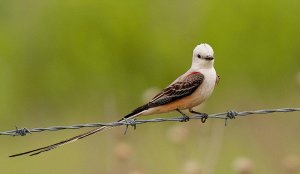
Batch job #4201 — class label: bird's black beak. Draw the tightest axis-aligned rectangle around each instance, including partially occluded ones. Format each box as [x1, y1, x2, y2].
[204, 56, 214, 61]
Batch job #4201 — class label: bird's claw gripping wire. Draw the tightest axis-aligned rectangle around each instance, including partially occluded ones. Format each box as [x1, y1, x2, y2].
[200, 113, 208, 123]
[14, 127, 31, 136]
[179, 115, 190, 122]
[176, 109, 190, 122]
[188, 109, 208, 123]
[123, 118, 137, 135]
[225, 110, 238, 126]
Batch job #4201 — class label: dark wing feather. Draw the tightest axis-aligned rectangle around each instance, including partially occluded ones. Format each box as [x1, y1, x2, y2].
[148, 72, 204, 107]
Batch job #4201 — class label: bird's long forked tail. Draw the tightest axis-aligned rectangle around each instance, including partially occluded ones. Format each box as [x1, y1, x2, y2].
[9, 109, 145, 157]
[9, 126, 108, 157]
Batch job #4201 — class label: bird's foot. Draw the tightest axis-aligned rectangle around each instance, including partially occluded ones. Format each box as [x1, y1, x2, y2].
[189, 109, 208, 123]
[123, 118, 137, 135]
[176, 109, 190, 122]
[200, 113, 208, 123]
[179, 114, 190, 122]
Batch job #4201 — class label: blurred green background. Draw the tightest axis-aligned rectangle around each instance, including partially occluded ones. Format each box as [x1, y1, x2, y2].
[0, 0, 299, 174]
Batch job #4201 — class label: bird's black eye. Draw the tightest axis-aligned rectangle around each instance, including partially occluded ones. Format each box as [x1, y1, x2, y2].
[197, 54, 201, 58]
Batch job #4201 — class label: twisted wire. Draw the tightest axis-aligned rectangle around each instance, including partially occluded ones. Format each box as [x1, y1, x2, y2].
[1, 107, 299, 136]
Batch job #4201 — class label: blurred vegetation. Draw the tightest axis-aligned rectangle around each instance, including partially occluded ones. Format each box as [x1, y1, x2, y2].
[0, 0, 299, 174]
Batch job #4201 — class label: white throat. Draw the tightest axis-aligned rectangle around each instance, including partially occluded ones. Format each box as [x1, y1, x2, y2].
[191, 59, 214, 70]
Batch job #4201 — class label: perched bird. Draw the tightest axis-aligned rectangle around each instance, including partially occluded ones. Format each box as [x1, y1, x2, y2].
[10, 43, 219, 157]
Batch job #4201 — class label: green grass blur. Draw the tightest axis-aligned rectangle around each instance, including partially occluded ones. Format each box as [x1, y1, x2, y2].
[0, 0, 299, 174]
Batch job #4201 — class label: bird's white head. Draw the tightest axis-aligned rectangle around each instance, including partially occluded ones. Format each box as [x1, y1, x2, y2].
[191, 43, 214, 69]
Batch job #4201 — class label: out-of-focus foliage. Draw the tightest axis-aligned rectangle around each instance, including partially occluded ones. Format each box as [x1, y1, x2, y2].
[0, 0, 299, 174]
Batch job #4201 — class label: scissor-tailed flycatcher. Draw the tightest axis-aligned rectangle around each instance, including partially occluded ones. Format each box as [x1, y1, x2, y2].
[10, 43, 219, 157]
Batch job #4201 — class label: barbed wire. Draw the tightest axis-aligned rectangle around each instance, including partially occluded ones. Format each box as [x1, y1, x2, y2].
[0, 107, 299, 137]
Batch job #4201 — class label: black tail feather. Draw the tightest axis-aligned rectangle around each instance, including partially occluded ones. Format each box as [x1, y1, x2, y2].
[123, 104, 149, 119]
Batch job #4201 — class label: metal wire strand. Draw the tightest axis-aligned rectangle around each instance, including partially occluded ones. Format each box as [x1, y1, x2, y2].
[1, 107, 299, 136]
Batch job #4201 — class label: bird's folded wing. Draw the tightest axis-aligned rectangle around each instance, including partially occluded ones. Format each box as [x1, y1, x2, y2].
[149, 72, 204, 107]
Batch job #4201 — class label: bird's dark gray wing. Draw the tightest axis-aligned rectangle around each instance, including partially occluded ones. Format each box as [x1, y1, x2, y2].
[148, 72, 204, 107]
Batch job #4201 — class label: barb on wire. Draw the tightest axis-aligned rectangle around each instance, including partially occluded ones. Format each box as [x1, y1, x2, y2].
[0, 108, 299, 137]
